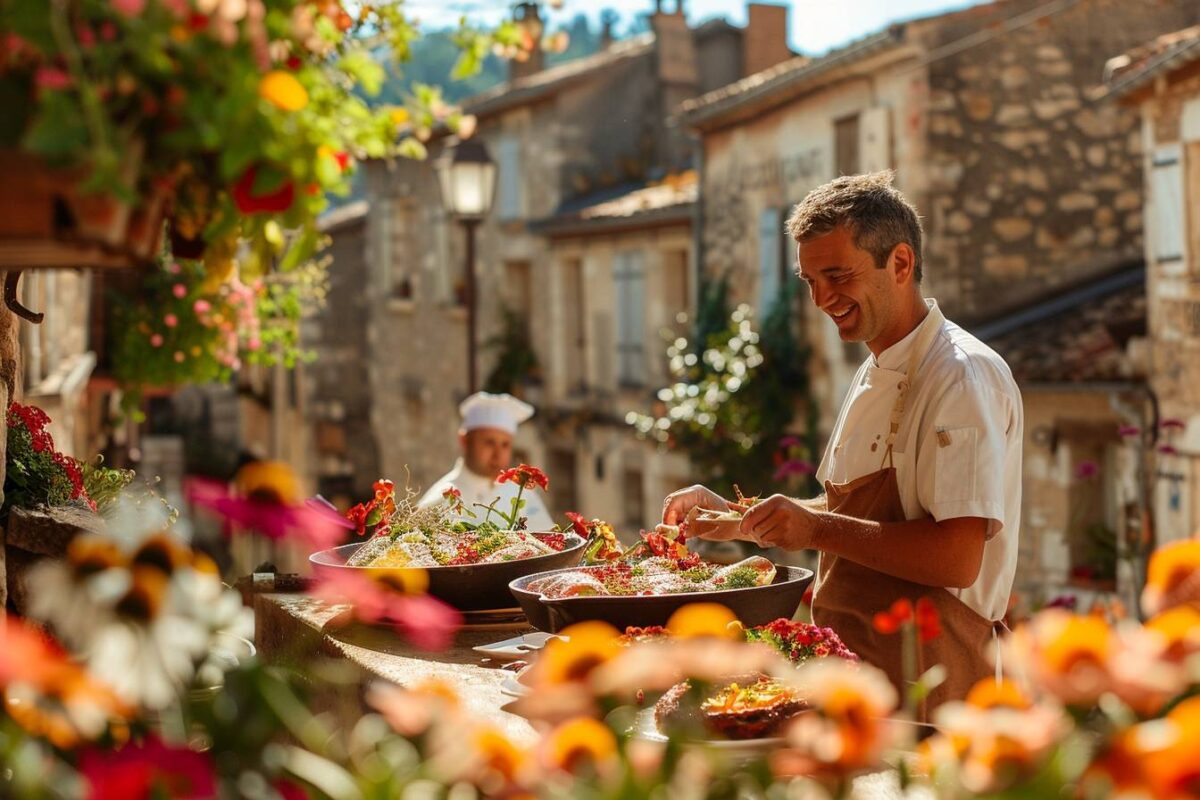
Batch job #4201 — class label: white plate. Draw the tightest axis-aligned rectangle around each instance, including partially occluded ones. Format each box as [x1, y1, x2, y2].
[473, 631, 562, 661]
[498, 663, 535, 698]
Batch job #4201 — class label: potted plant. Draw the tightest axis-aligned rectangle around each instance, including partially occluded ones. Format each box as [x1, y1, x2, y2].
[0, 1, 526, 273]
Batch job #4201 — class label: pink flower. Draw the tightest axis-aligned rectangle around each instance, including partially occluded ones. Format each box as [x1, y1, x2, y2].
[80, 735, 215, 800]
[774, 459, 815, 481]
[167, 262, 182, 274]
[1074, 460, 1100, 481]
[35, 67, 72, 90]
[778, 435, 804, 449]
[247, 338, 261, 351]
[311, 569, 461, 651]
[173, 351, 185, 363]
[1118, 425, 1141, 438]
[164, 314, 178, 328]
[75, 26, 96, 48]
[99, 21, 117, 41]
[109, 0, 147, 18]
[1159, 444, 1180, 456]
[172, 284, 187, 299]
[193, 299, 211, 314]
[1161, 418, 1186, 431]
[185, 477, 348, 551]
[150, 334, 163, 347]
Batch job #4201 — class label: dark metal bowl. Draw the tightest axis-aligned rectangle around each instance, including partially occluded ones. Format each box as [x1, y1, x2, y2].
[509, 564, 814, 632]
[309, 533, 587, 612]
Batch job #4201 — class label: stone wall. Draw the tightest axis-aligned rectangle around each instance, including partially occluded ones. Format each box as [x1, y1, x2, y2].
[917, 0, 1200, 320]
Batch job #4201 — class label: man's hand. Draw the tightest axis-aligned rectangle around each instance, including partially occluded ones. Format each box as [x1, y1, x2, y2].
[739, 494, 822, 550]
[662, 484, 730, 526]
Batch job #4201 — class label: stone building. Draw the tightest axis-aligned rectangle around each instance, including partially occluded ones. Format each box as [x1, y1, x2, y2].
[679, 0, 1199, 607]
[1107, 26, 1200, 547]
[324, 2, 794, 529]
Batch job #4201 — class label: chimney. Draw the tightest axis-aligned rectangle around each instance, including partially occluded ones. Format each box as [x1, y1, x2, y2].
[743, 3, 792, 78]
[510, 2, 545, 82]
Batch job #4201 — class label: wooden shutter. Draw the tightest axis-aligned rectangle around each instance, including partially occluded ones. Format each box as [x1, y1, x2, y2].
[614, 251, 646, 387]
[1152, 144, 1185, 264]
[860, 106, 891, 174]
[496, 137, 522, 220]
[758, 208, 784, 314]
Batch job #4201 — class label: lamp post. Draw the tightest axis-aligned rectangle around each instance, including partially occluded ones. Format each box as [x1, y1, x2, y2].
[436, 137, 496, 394]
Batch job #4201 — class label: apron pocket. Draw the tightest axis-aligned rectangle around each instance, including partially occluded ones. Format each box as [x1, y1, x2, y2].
[934, 426, 978, 504]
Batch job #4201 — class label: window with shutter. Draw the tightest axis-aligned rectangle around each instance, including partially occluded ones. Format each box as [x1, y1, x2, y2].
[834, 114, 860, 177]
[496, 137, 522, 220]
[1151, 144, 1186, 264]
[614, 251, 646, 388]
[759, 208, 785, 314]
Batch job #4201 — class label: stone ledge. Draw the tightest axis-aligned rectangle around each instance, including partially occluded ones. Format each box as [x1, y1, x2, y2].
[5, 505, 106, 556]
[4, 504, 106, 613]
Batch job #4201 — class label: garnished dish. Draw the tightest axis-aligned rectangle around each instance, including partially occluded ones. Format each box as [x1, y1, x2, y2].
[654, 677, 806, 741]
[524, 525, 775, 598]
[646, 619, 857, 741]
[343, 467, 573, 569]
[684, 485, 762, 538]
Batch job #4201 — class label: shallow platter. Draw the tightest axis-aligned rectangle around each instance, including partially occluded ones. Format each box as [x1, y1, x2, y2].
[310, 533, 587, 612]
[509, 564, 814, 632]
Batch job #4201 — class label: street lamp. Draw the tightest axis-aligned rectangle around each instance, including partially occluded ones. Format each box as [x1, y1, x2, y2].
[436, 137, 496, 394]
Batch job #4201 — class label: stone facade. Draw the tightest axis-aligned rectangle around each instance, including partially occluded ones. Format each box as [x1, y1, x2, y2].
[324, 6, 792, 527]
[917, 0, 1200, 319]
[1114, 31, 1200, 545]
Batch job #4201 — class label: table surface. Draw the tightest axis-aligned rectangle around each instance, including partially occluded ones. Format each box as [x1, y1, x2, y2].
[253, 593, 930, 799]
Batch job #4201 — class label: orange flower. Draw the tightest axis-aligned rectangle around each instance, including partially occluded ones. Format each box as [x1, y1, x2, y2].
[773, 659, 900, 777]
[1005, 611, 1113, 706]
[965, 678, 1033, 711]
[497, 464, 549, 491]
[468, 724, 530, 788]
[368, 678, 460, 737]
[1146, 606, 1200, 661]
[665, 603, 741, 640]
[1106, 695, 1200, 798]
[258, 70, 308, 111]
[1143, 540, 1200, 616]
[543, 717, 617, 776]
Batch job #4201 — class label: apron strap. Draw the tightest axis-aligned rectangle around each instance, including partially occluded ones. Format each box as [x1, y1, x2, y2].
[880, 308, 944, 469]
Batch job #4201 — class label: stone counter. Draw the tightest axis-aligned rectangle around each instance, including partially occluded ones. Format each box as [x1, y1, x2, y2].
[253, 593, 537, 742]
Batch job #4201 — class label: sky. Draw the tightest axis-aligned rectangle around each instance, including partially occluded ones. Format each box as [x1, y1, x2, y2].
[402, 0, 991, 56]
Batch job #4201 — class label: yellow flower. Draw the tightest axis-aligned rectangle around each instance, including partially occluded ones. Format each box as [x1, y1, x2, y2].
[1005, 611, 1114, 706]
[234, 460, 300, 504]
[1135, 695, 1200, 798]
[543, 717, 617, 775]
[1040, 614, 1111, 675]
[535, 621, 620, 686]
[666, 602, 741, 639]
[389, 107, 410, 127]
[368, 567, 430, 596]
[1142, 540, 1200, 615]
[258, 70, 309, 112]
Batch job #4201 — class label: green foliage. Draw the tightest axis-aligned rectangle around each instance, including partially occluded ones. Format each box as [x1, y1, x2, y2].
[483, 307, 540, 395]
[79, 459, 136, 513]
[629, 277, 815, 498]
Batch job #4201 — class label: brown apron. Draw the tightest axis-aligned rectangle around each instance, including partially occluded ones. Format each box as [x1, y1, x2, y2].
[811, 318, 997, 717]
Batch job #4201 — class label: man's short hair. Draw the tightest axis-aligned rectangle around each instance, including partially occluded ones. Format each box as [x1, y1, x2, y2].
[784, 171, 924, 282]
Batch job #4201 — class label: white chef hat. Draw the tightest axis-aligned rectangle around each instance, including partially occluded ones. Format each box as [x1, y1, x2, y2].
[458, 392, 535, 435]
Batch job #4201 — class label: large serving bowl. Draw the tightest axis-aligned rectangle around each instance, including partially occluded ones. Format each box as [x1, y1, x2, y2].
[509, 564, 814, 632]
[310, 533, 587, 612]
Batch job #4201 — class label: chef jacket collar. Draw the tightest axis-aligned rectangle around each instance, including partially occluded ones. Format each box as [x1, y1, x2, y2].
[872, 298, 943, 373]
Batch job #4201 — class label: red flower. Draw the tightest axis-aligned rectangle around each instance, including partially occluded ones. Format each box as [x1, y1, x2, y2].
[872, 611, 902, 635]
[80, 735, 216, 800]
[565, 511, 589, 538]
[888, 598, 913, 622]
[346, 502, 371, 534]
[442, 486, 462, 502]
[232, 165, 295, 215]
[915, 597, 941, 643]
[496, 464, 549, 491]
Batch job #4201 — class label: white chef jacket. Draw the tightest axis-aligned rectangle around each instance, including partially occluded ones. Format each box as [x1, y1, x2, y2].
[417, 458, 556, 532]
[815, 299, 1023, 622]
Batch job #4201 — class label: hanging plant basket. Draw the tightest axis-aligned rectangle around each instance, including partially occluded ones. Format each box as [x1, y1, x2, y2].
[0, 148, 165, 271]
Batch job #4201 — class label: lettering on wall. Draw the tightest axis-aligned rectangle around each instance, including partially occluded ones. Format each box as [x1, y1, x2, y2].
[710, 147, 826, 194]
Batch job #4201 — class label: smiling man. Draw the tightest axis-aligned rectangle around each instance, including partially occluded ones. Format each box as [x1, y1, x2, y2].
[663, 172, 1022, 709]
